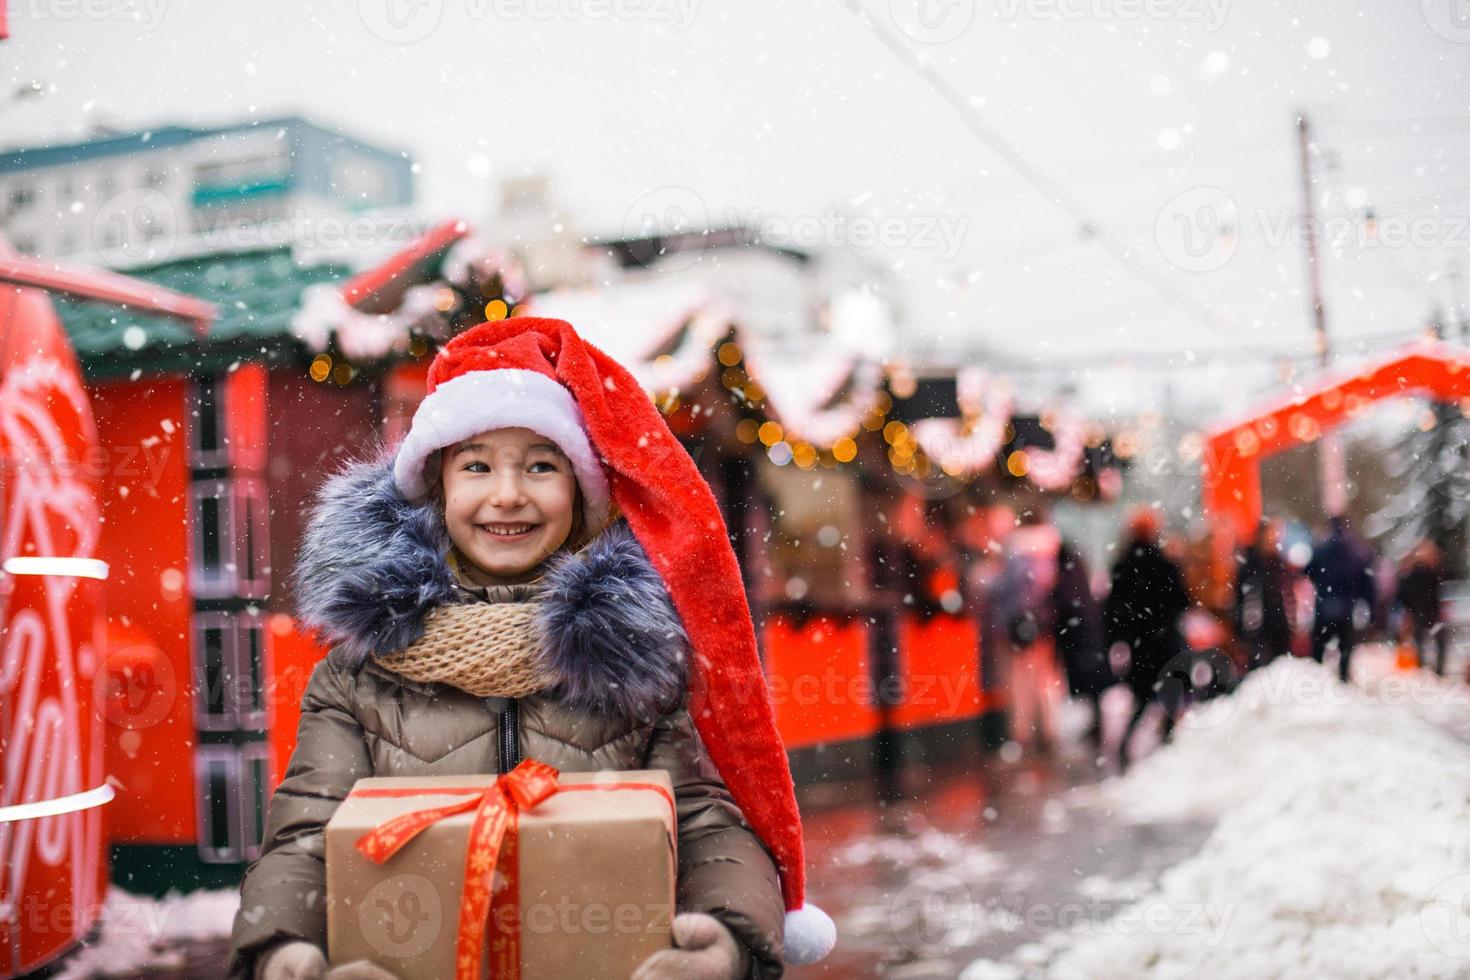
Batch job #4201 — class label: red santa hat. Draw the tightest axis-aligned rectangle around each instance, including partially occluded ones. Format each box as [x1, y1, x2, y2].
[392, 316, 835, 965]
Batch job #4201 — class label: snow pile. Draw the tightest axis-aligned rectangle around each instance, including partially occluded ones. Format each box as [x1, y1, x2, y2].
[970, 656, 1470, 980]
[55, 886, 239, 978]
[1355, 646, 1470, 744]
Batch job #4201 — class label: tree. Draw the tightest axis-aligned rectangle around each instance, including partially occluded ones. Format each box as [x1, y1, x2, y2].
[1367, 311, 1470, 576]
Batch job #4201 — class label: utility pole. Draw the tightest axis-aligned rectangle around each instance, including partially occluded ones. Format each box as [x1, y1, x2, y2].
[1298, 110, 1348, 517]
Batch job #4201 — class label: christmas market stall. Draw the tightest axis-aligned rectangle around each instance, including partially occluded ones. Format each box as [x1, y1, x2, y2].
[0, 238, 214, 973]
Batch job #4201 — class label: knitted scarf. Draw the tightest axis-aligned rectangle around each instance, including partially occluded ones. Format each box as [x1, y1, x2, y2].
[373, 554, 553, 698]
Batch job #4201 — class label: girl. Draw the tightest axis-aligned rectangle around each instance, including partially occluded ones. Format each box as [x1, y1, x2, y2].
[226, 318, 833, 979]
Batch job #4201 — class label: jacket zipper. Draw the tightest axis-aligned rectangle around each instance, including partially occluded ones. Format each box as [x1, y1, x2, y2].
[499, 697, 521, 773]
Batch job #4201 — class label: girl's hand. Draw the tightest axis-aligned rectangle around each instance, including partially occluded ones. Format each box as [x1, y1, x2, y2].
[632, 912, 751, 980]
[255, 941, 326, 980]
[324, 961, 401, 980]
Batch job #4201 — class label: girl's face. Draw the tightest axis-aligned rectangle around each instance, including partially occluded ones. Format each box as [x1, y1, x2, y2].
[437, 427, 579, 585]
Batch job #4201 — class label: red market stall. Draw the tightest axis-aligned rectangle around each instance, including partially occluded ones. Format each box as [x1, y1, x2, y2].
[0, 269, 110, 977]
[0, 240, 214, 976]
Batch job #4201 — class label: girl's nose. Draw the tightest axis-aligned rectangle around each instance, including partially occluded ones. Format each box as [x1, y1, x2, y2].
[486, 469, 527, 507]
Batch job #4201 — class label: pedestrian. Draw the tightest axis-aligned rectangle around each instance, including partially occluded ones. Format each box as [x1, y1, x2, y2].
[225, 318, 834, 980]
[989, 510, 1066, 755]
[962, 504, 1015, 750]
[1104, 507, 1191, 768]
[1052, 540, 1111, 750]
[1305, 514, 1377, 684]
[1184, 522, 1237, 627]
[895, 494, 964, 616]
[1234, 520, 1292, 669]
[1396, 539, 1448, 675]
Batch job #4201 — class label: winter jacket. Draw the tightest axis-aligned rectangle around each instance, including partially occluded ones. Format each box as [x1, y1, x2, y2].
[1052, 543, 1111, 698]
[1104, 539, 1190, 697]
[988, 524, 1061, 649]
[1234, 545, 1291, 661]
[1306, 528, 1376, 623]
[1396, 559, 1445, 631]
[225, 458, 785, 979]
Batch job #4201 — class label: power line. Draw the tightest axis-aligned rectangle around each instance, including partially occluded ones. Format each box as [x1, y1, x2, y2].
[834, 0, 1231, 343]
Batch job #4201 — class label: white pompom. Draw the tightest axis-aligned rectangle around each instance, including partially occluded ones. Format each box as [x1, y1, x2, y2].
[783, 903, 836, 965]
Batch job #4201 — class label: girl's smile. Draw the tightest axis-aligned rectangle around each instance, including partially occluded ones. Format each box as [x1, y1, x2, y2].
[478, 521, 538, 538]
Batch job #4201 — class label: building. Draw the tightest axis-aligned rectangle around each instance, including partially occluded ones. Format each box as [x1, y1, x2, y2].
[0, 116, 414, 264]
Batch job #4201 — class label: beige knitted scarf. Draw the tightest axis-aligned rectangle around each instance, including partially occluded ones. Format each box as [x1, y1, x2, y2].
[374, 551, 551, 698]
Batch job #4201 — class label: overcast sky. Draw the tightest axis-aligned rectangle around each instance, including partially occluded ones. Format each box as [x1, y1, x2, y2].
[3, 0, 1468, 421]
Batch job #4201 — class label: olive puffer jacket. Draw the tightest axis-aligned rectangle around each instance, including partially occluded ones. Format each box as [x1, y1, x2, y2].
[225, 457, 785, 979]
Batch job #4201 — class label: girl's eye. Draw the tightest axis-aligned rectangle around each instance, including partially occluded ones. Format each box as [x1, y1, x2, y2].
[461, 460, 557, 474]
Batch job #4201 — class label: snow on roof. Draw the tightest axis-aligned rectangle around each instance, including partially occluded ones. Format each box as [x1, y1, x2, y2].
[1024, 408, 1089, 491]
[745, 338, 885, 447]
[910, 370, 1014, 476]
[825, 287, 896, 361]
[904, 368, 1095, 487]
[533, 276, 893, 448]
[529, 276, 734, 393]
[290, 226, 526, 362]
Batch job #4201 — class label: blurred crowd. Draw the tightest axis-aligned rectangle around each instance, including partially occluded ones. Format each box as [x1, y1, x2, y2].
[889, 496, 1462, 764]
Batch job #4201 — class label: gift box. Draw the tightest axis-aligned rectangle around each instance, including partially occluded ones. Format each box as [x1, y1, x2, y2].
[325, 762, 676, 979]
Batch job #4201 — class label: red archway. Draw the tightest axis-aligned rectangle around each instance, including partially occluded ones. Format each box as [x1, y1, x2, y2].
[1201, 340, 1470, 541]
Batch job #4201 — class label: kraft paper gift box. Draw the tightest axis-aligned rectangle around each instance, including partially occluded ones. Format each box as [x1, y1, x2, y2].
[325, 765, 676, 980]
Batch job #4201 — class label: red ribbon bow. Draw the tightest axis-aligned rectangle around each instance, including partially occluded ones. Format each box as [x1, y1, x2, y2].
[355, 759, 561, 980]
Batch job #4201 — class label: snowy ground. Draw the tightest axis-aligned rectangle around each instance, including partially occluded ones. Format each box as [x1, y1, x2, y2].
[962, 651, 1470, 980]
[52, 887, 239, 979]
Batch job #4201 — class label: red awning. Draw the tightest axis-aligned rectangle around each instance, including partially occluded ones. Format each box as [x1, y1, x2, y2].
[340, 219, 469, 314]
[0, 251, 215, 333]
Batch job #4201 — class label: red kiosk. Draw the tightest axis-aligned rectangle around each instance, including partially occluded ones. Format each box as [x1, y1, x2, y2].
[0, 240, 214, 976]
